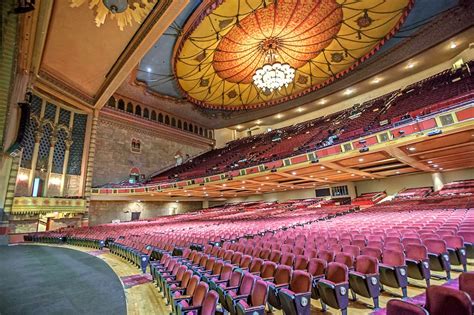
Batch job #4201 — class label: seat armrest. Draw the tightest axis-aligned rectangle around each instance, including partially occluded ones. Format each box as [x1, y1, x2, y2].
[231, 294, 250, 301]
[173, 295, 192, 302]
[318, 279, 335, 289]
[263, 277, 275, 282]
[180, 305, 202, 314]
[170, 286, 185, 292]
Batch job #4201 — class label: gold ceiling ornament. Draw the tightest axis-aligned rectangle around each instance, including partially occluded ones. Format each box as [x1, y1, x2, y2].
[70, 0, 157, 31]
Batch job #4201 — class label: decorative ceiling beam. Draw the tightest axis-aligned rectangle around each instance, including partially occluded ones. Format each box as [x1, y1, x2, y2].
[384, 147, 433, 172]
[319, 161, 385, 179]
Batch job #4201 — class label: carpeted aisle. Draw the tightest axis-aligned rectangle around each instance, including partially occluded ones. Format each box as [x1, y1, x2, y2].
[0, 245, 127, 315]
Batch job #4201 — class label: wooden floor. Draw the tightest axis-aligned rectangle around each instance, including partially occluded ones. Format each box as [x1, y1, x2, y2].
[27, 244, 473, 315]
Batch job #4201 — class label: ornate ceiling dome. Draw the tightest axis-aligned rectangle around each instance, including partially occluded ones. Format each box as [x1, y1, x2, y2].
[174, 0, 413, 110]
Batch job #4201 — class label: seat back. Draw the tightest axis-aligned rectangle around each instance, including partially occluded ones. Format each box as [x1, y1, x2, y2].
[289, 270, 312, 293]
[382, 249, 405, 267]
[220, 263, 234, 281]
[239, 255, 252, 269]
[175, 265, 187, 281]
[211, 260, 223, 275]
[355, 255, 378, 274]
[274, 265, 292, 285]
[269, 250, 282, 263]
[426, 286, 472, 315]
[238, 273, 256, 295]
[294, 255, 309, 270]
[459, 272, 474, 300]
[249, 258, 263, 273]
[229, 270, 243, 287]
[251, 280, 268, 306]
[334, 252, 354, 268]
[443, 236, 464, 249]
[342, 245, 360, 257]
[260, 261, 277, 278]
[386, 299, 428, 315]
[307, 258, 326, 277]
[191, 282, 209, 306]
[280, 253, 295, 266]
[186, 275, 201, 295]
[325, 262, 348, 284]
[180, 270, 193, 288]
[201, 291, 219, 315]
[361, 247, 382, 260]
[424, 239, 447, 254]
[405, 244, 428, 260]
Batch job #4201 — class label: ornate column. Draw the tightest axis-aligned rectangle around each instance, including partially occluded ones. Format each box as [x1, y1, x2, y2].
[43, 131, 57, 196]
[60, 138, 73, 196]
[27, 130, 43, 194]
[82, 111, 99, 227]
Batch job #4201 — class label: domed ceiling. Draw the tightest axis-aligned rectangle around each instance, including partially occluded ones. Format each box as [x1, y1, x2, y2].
[174, 0, 412, 110]
[135, 0, 465, 116]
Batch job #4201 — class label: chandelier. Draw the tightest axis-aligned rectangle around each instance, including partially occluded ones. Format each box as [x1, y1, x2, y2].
[70, 0, 157, 31]
[252, 41, 295, 92]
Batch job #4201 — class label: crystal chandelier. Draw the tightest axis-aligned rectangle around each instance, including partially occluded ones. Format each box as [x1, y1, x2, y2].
[253, 42, 295, 92]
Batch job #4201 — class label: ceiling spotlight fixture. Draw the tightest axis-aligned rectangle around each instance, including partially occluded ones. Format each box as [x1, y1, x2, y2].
[318, 99, 328, 105]
[406, 62, 415, 69]
[450, 41, 457, 49]
[253, 42, 295, 92]
[275, 114, 283, 119]
[371, 77, 382, 84]
[408, 147, 416, 151]
[343, 88, 354, 95]
[358, 158, 364, 162]
[256, 120, 262, 124]
[297, 107, 304, 112]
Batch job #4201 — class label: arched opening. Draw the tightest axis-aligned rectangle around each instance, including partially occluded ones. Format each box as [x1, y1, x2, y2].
[143, 108, 149, 119]
[199, 127, 203, 136]
[158, 113, 163, 123]
[194, 126, 198, 134]
[118, 99, 125, 110]
[208, 130, 213, 139]
[183, 122, 188, 130]
[151, 110, 156, 120]
[189, 123, 193, 132]
[171, 117, 176, 127]
[135, 105, 142, 116]
[108, 97, 116, 108]
[165, 115, 170, 125]
[126, 102, 133, 113]
[177, 120, 182, 129]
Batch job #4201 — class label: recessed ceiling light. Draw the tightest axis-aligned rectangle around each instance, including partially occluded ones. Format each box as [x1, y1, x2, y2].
[241, 186, 245, 189]
[297, 107, 304, 112]
[406, 62, 415, 69]
[291, 171, 297, 175]
[276, 114, 283, 119]
[242, 181, 246, 183]
[432, 164, 439, 167]
[265, 176, 269, 180]
[320, 166, 325, 169]
[176, 200, 179, 203]
[146, 67, 152, 73]
[351, 174, 355, 176]
[167, 192, 171, 195]
[343, 88, 354, 95]
[396, 171, 400, 174]
[318, 99, 327, 105]
[236, 125, 243, 129]
[222, 183, 227, 187]
[439, 167, 444, 170]
[260, 183, 264, 186]
[272, 189, 275, 191]
[337, 170, 342, 173]
[358, 158, 364, 162]
[450, 41, 457, 49]
[408, 147, 416, 151]
[255, 120, 262, 124]
[371, 77, 382, 84]
[203, 187, 206, 190]
[310, 175, 314, 178]
[324, 177, 328, 180]
[427, 160, 433, 164]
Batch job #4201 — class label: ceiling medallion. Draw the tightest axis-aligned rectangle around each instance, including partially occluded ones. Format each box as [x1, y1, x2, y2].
[253, 39, 295, 92]
[70, 0, 157, 31]
[175, 0, 413, 110]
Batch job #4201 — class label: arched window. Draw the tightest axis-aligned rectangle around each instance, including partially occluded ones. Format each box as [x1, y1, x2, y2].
[178, 120, 182, 129]
[171, 117, 176, 127]
[126, 102, 133, 113]
[194, 126, 198, 134]
[135, 105, 142, 116]
[143, 108, 149, 119]
[199, 127, 203, 136]
[183, 122, 188, 130]
[158, 113, 163, 123]
[189, 123, 193, 132]
[118, 99, 125, 110]
[108, 97, 116, 108]
[151, 110, 156, 120]
[165, 115, 170, 125]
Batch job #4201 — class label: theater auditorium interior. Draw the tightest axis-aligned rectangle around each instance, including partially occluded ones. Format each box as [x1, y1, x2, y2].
[1, 0, 474, 314]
